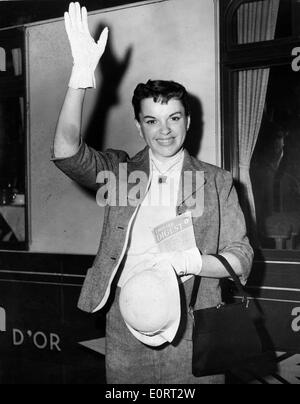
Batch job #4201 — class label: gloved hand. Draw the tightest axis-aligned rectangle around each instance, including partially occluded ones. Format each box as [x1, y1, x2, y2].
[155, 247, 202, 277]
[64, 2, 109, 89]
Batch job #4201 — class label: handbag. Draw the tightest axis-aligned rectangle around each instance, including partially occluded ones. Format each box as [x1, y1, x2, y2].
[190, 254, 264, 377]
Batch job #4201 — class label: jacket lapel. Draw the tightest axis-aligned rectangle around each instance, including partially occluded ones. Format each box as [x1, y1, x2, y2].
[177, 150, 206, 218]
[125, 146, 150, 206]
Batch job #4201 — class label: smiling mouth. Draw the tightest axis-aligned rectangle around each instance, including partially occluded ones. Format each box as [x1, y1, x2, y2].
[156, 138, 175, 146]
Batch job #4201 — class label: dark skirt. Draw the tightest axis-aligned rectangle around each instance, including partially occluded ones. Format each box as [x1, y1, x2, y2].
[105, 285, 224, 384]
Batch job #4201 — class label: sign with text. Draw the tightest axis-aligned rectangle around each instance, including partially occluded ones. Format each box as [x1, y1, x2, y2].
[152, 212, 197, 253]
[0, 279, 106, 384]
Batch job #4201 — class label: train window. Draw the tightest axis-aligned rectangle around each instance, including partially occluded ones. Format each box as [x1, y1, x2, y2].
[235, 0, 279, 44]
[0, 28, 27, 250]
[220, 0, 300, 253]
[224, 65, 300, 252]
[227, 0, 300, 46]
[0, 96, 26, 244]
[250, 65, 300, 250]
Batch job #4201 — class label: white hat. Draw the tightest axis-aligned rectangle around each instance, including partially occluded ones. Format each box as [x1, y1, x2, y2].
[119, 260, 181, 347]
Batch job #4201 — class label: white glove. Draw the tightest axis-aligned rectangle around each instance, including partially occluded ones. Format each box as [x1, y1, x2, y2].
[64, 2, 109, 89]
[156, 248, 202, 277]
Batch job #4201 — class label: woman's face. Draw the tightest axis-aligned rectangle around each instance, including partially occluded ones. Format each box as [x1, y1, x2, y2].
[135, 98, 190, 162]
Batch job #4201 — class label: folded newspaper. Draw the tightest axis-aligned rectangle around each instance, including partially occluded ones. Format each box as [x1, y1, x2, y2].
[152, 211, 197, 253]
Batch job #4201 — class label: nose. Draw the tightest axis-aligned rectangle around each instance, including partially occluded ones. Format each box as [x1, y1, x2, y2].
[160, 121, 171, 135]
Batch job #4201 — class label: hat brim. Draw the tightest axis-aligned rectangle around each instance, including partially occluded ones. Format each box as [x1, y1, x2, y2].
[121, 260, 181, 347]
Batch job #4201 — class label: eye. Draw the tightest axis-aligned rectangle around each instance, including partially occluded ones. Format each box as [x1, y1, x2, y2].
[170, 115, 181, 122]
[146, 119, 157, 125]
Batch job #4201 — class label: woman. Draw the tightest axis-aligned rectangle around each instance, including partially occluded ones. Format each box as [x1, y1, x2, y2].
[52, 2, 253, 384]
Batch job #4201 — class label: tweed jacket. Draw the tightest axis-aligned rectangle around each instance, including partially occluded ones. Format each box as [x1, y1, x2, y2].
[53, 142, 253, 316]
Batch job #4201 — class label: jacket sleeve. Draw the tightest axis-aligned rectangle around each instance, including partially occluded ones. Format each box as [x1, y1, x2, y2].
[218, 171, 254, 284]
[51, 141, 128, 191]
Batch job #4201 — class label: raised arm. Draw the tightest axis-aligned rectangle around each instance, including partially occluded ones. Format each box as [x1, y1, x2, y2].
[53, 2, 108, 158]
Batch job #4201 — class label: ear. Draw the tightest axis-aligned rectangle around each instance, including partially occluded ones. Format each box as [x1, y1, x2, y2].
[135, 119, 143, 139]
[187, 115, 191, 131]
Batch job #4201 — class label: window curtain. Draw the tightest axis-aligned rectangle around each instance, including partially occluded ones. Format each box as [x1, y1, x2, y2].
[11, 48, 22, 76]
[237, 0, 280, 238]
[0, 47, 5, 72]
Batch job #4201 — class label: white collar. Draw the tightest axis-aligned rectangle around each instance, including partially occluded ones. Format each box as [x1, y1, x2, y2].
[149, 149, 184, 173]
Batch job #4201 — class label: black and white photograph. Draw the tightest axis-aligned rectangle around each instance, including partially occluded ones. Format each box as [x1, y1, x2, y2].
[0, 0, 300, 387]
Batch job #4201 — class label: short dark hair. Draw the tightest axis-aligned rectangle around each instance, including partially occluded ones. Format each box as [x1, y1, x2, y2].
[132, 80, 191, 121]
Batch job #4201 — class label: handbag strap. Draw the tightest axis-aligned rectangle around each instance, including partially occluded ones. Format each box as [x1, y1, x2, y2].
[189, 254, 248, 310]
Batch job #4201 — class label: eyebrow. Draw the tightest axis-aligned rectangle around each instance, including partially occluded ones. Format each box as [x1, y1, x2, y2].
[143, 115, 156, 120]
[142, 112, 183, 120]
